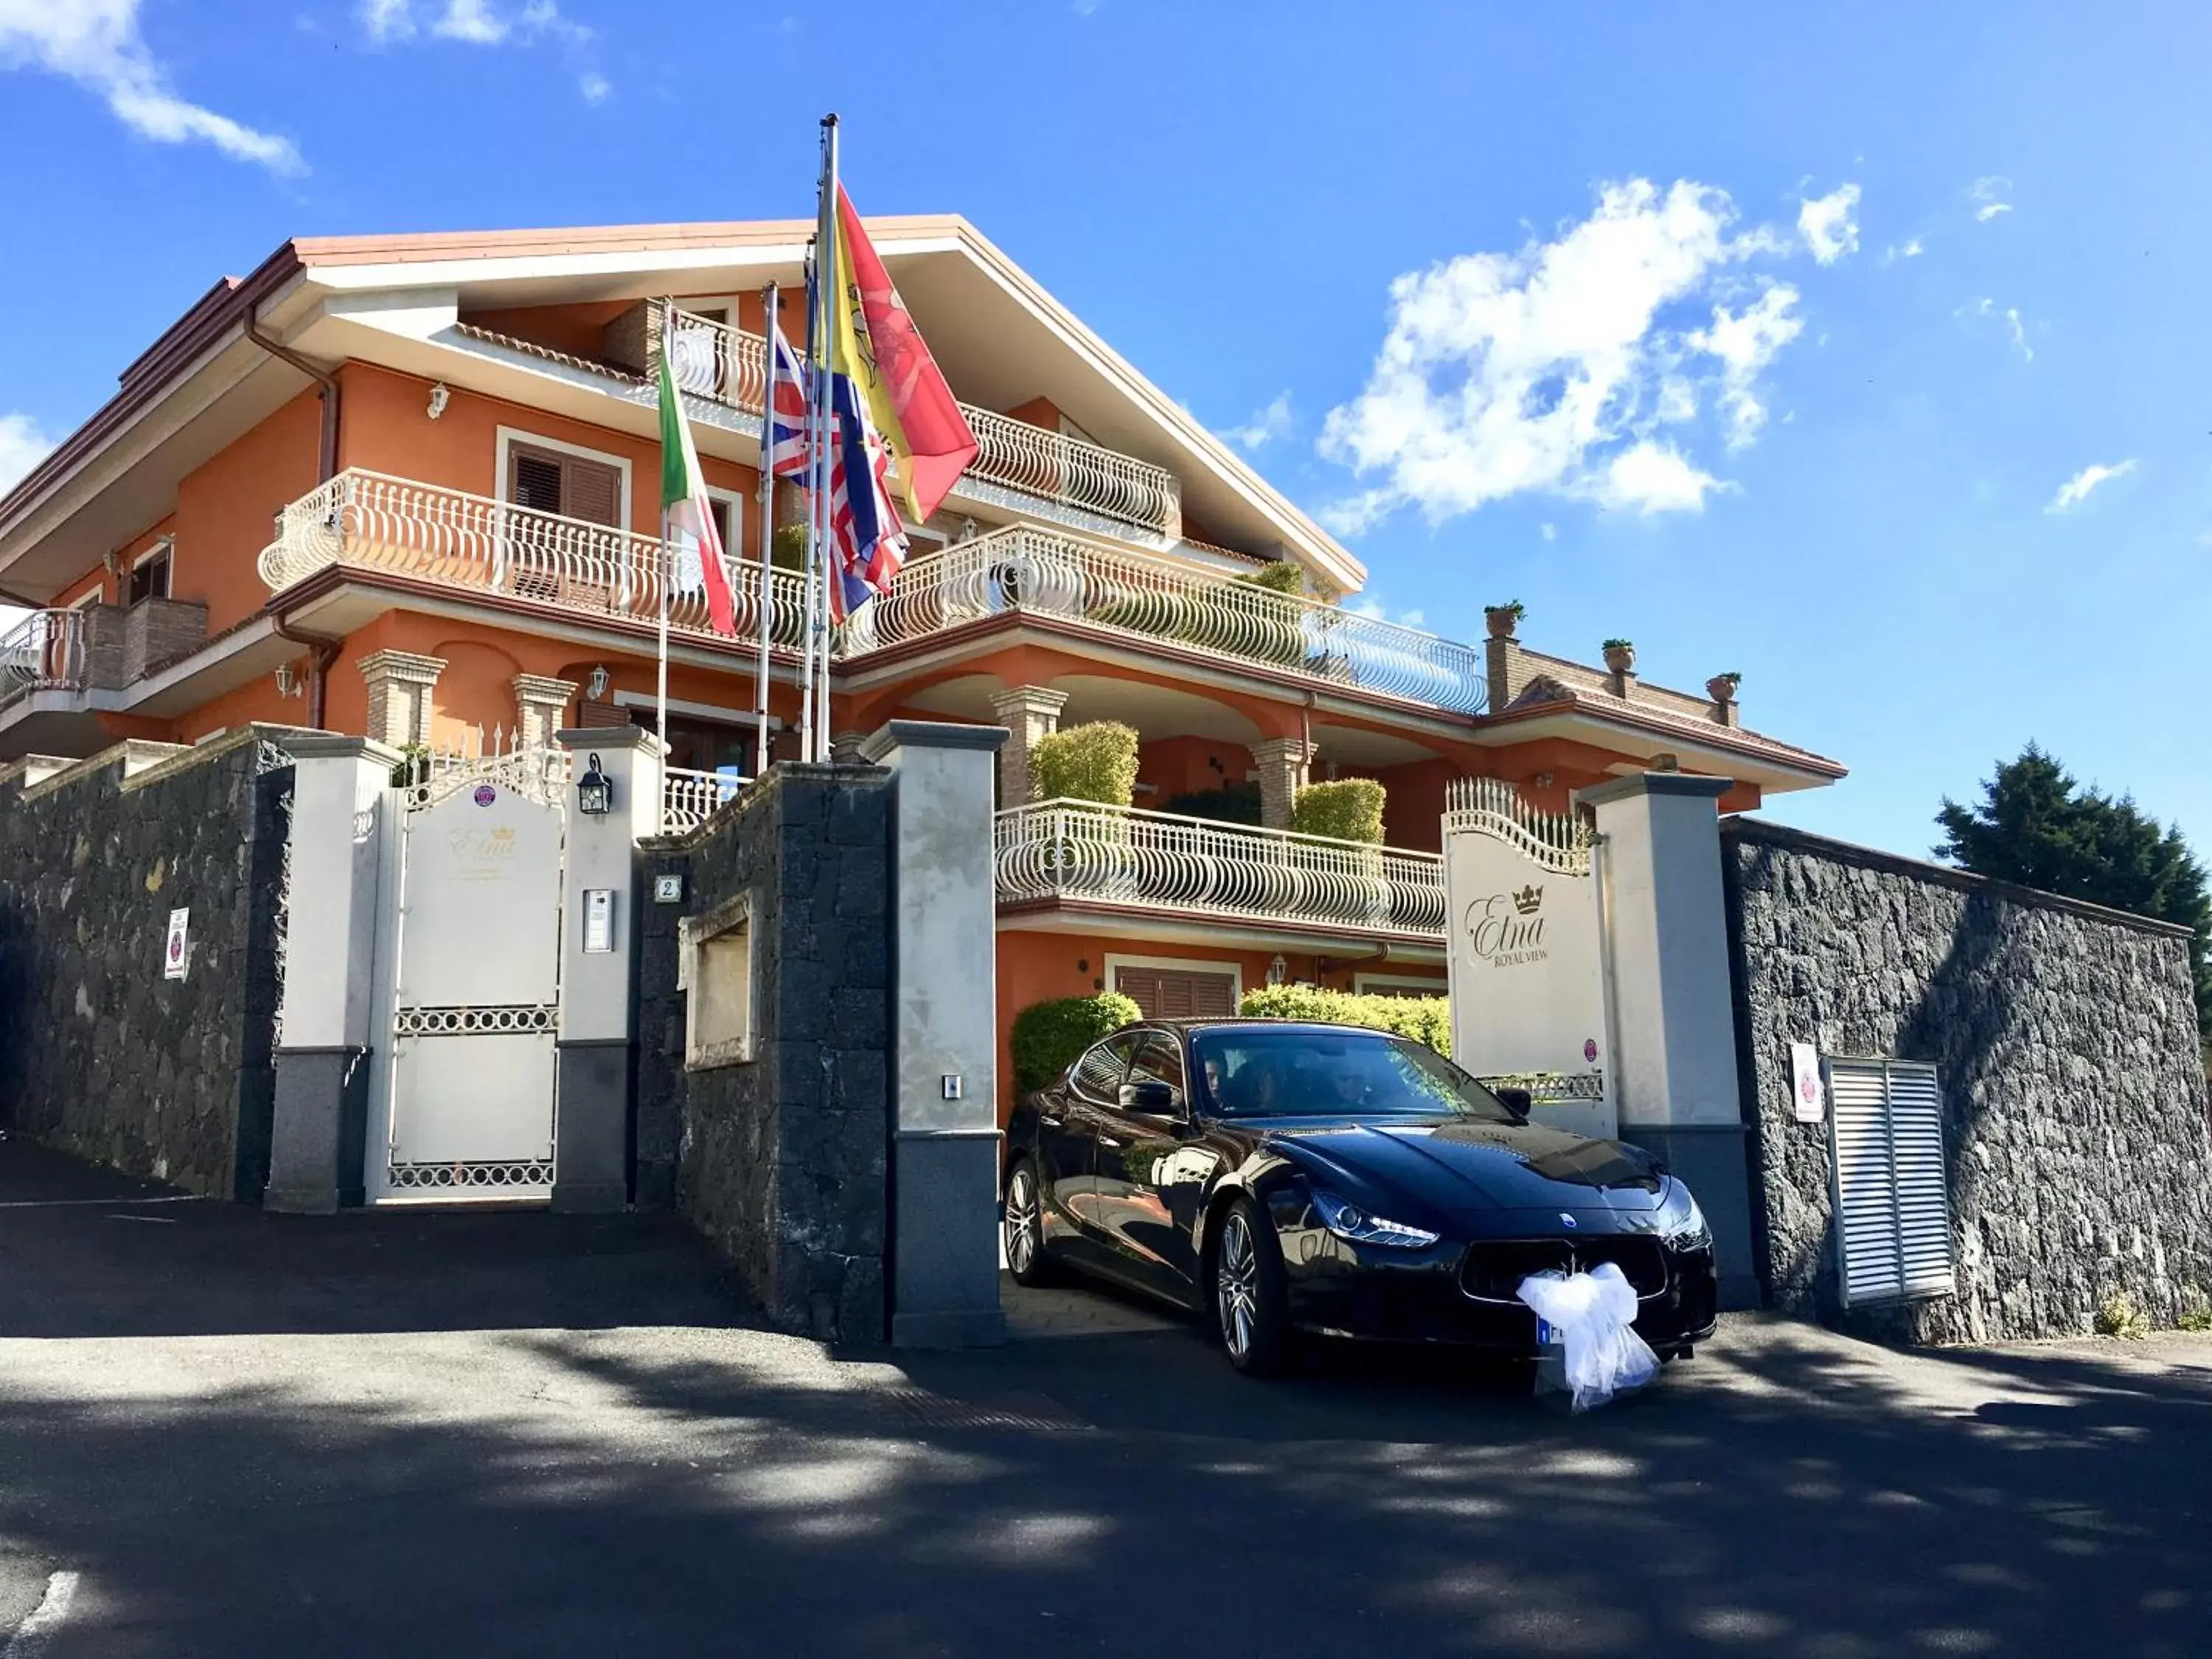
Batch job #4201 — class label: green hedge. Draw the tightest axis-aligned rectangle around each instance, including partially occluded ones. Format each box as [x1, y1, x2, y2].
[1292, 777, 1386, 844]
[1239, 560, 1307, 597]
[1030, 721, 1139, 807]
[1011, 992, 1141, 1092]
[1237, 984, 1450, 1057]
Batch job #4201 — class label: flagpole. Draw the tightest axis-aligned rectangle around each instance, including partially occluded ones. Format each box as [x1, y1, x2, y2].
[816, 114, 840, 760]
[795, 240, 820, 765]
[656, 294, 672, 765]
[754, 281, 778, 779]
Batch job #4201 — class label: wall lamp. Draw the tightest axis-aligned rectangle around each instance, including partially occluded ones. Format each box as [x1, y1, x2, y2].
[576, 752, 612, 817]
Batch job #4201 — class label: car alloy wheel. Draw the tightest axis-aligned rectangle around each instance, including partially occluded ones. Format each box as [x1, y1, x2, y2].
[1003, 1159, 1059, 1288]
[1212, 1197, 1289, 1375]
[1217, 1212, 1259, 1357]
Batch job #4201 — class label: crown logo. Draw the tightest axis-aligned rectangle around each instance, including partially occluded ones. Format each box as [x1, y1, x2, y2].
[1512, 884, 1543, 915]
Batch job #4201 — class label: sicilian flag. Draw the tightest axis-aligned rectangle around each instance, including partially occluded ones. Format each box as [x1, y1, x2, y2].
[766, 319, 810, 481]
[833, 186, 978, 525]
[657, 324, 737, 636]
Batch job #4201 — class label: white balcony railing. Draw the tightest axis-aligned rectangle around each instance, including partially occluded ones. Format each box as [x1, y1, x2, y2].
[854, 524, 1489, 713]
[649, 301, 1180, 540]
[0, 608, 87, 712]
[995, 798, 1447, 939]
[257, 470, 811, 650]
[661, 765, 749, 834]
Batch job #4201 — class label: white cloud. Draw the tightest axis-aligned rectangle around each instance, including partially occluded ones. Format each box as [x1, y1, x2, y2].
[1347, 596, 1427, 628]
[1222, 391, 1293, 451]
[1540, 522, 1557, 542]
[0, 0, 302, 172]
[1958, 296, 2033, 361]
[361, 0, 412, 41]
[1798, 184, 1861, 265]
[1319, 178, 1804, 527]
[2045, 459, 2137, 514]
[579, 69, 608, 102]
[0, 412, 55, 495]
[1689, 282, 1804, 449]
[364, 0, 591, 50]
[1883, 237, 1924, 263]
[1969, 176, 2014, 223]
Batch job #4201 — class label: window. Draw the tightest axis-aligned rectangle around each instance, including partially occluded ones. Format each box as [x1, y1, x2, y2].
[1111, 960, 1239, 1020]
[1827, 1058, 1955, 1305]
[128, 542, 172, 605]
[504, 439, 622, 527]
[679, 892, 756, 1070]
[1193, 1029, 1517, 1123]
[1126, 1033, 1186, 1102]
[1071, 1032, 1141, 1102]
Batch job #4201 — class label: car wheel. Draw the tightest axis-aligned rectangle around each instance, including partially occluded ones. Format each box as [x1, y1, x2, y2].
[1002, 1158, 1060, 1288]
[1211, 1197, 1290, 1377]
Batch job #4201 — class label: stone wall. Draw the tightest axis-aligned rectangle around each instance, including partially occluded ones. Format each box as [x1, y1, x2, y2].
[0, 727, 297, 1198]
[1723, 816, 2212, 1343]
[635, 764, 891, 1343]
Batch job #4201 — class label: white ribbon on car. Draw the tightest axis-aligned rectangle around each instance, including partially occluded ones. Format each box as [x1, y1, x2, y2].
[1517, 1262, 1660, 1411]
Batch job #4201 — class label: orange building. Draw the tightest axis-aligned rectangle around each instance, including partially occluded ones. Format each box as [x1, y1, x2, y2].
[0, 216, 1844, 1118]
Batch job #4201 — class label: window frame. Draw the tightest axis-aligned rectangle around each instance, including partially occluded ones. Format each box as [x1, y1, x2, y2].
[678, 890, 758, 1071]
[1105, 953, 1242, 1020]
[127, 538, 174, 606]
[1069, 1031, 1142, 1105]
[494, 425, 634, 532]
[1123, 1029, 1188, 1110]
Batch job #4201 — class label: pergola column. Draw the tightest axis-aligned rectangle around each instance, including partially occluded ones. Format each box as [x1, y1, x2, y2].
[987, 685, 1068, 807]
[1251, 736, 1316, 830]
[358, 650, 445, 748]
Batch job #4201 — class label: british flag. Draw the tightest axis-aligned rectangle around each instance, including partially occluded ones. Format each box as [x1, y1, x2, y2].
[766, 321, 811, 481]
[824, 373, 908, 625]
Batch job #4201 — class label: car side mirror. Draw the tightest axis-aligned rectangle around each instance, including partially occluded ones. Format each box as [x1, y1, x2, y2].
[1495, 1086, 1534, 1116]
[1119, 1079, 1182, 1115]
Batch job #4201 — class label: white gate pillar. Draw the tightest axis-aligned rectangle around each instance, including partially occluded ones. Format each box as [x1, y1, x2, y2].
[1578, 771, 1758, 1307]
[860, 717, 1010, 1347]
[551, 726, 664, 1211]
[267, 735, 400, 1214]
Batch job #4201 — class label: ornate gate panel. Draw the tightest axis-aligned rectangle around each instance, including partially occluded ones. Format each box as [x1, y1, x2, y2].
[368, 751, 567, 1202]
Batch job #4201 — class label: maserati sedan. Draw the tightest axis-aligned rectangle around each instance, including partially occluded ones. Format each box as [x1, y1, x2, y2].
[1002, 1019, 1719, 1375]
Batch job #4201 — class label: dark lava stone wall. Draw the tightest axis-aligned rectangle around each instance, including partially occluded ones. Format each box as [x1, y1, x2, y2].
[636, 764, 891, 1343]
[1724, 816, 2212, 1343]
[0, 730, 295, 1199]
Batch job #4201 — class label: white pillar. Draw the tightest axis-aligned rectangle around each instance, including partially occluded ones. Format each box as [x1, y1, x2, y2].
[859, 717, 1010, 1346]
[987, 685, 1067, 808]
[1578, 771, 1757, 1305]
[266, 735, 400, 1214]
[550, 726, 664, 1211]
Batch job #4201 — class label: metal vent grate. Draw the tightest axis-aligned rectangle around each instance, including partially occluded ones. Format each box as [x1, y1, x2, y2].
[1829, 1057, 1955, 1306]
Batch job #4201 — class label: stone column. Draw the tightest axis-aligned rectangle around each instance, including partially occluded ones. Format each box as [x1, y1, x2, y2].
[359, 650, 445, 748]
[266, 735, 400, 1214]
[830, 731, 868, 765]
[1251, 736, 1316, 830]
[551, 726, 664, 1211]
[1577, 771, 1757, 1307]
[859, 717, 1011, 1347]
[987, 685, 1067, 807]
[512, 674, 577, 751]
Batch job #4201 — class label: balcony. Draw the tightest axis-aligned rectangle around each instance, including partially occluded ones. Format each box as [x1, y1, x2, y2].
[259, 470, 810, 649]
[650, 302, 1182, 543]
[0, 609, 88, 712]
[853, 524, 1489, 713]
[995, 798, 1447, 942]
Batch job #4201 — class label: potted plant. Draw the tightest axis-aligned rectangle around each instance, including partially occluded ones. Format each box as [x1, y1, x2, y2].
[1706, 670, 1742, 703]
[1602, 638, 1636, 675]
[1484, 599, 1526, 639]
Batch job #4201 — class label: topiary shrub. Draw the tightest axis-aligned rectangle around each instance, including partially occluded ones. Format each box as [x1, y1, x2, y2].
[1237, 983, 1450, 1057]
[1011, 992, 1141, 1092]
[1239, 560, 1306, 597]
[1293, 777, 1386, 844]
[770, 523, 808, 571]
[1030, 720, 1139, 807]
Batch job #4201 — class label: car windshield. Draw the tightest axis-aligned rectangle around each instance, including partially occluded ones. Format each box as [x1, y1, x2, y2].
[1192, 1029, 1520, 1124]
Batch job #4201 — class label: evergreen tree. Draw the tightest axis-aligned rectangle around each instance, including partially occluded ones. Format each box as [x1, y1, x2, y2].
[1936, 744, 2211, 1039]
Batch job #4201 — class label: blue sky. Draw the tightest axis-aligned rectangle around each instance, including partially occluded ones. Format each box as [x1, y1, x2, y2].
[3, 1, 2208, 859]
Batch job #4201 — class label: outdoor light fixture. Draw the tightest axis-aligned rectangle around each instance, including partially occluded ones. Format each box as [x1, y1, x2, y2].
[426, 382, 450, 420]
[273, 663, 302, 699]
[1267, 954, 1288, 987]
[576, 753, 612, 816]
[585, 664, 611, 700]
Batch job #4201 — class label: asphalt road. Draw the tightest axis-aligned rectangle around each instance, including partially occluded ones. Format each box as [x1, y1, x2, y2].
[2, 1136, 2209, 1658]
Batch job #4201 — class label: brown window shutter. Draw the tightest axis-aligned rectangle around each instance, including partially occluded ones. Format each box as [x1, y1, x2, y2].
[1113, 966, 1235, 1021]
[510, 448, 565, 514]
[564, 456, 622, 527]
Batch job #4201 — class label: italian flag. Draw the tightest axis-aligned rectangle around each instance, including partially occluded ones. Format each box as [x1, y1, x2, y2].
[657, 333, 738, 636]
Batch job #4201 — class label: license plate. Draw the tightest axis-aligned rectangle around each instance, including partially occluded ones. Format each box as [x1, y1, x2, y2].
[1535, 1317, 1555, 1345]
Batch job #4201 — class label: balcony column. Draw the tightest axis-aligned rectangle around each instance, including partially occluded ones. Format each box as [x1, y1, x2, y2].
[987, 685, 1068, 808]
[359, 650, 445, 748]
[1251, 737, 1316, 830]
[512, 674, 577, 751]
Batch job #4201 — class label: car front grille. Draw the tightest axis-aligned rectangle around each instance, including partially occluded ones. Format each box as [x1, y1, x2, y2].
[1459, 1236, 1669, 1303]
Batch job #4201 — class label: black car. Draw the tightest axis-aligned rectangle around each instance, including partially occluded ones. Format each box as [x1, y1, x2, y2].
[1002, 1019, 1719, 1375]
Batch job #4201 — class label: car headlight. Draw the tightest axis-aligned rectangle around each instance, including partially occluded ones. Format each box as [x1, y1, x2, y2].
[1657, 1180, 1711, 1250]
[1311, 1190, 1439, 1251]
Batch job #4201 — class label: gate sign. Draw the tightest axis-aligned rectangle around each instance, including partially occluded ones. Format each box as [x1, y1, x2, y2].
[1441, 779, 1608, 1111]
[163, 908, 189, 981]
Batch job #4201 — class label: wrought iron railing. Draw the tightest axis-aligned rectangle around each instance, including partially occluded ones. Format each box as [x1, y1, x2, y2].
[661, 765, 749, 834]
[257, 470, 811, 650]
[994, 798, 1447, 938]
[856, 525, 1489, 713]
[648, 301, 1181, 540]
[0, 608, 88, 711]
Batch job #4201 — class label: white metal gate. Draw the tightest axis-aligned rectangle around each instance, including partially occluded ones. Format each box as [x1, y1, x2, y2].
[366, 748, 568, 1203]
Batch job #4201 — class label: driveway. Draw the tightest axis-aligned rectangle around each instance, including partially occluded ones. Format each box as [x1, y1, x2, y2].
[2, 1136, 2209, 1658]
